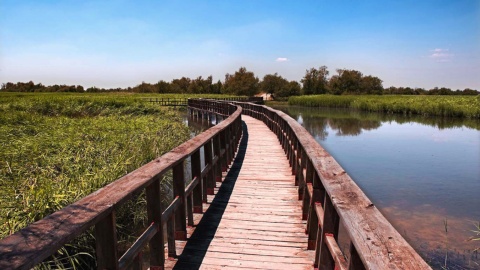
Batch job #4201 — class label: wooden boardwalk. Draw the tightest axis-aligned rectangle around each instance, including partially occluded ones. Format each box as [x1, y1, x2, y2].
[166, 115, 314, 269]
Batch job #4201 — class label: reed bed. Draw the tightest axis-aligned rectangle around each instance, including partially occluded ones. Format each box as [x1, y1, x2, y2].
[0, 93, 191, 268]
[288, 95, 480, 118]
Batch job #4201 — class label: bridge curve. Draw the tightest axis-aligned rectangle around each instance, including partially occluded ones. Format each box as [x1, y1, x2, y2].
[0, 99, 431, 270]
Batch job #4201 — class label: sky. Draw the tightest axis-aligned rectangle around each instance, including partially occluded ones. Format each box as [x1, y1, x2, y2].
[1, 0, 479, 90]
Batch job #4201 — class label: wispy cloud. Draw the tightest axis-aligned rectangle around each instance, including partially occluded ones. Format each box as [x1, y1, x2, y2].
[276, 57, 288, 62]
[429, 48, 453, 62]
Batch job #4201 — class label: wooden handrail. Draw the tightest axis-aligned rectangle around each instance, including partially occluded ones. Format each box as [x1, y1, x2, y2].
[229, 102, 431, 270]
[0, 100, 242, 270]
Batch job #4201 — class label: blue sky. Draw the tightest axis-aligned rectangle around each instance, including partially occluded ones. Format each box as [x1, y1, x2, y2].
[1, 0, 479, 89]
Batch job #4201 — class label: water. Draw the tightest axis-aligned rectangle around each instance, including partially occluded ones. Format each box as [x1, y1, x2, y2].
[271, 105, 480, 269]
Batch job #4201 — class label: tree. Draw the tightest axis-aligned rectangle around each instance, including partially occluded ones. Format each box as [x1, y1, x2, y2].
[223, 67, 259, 96]
[171, 77, 191, 93]
[155, 80, 171, 93]
[360, 75, 383, 95]
[188, 76, 213, 94]
[211, 80, 223, 94]
[132, 82, 155, 93]
[260, 73, 288, 96]
[329, 69, 363, 95]
[301, 66, 329, 95]
[276, 81, 301, 98]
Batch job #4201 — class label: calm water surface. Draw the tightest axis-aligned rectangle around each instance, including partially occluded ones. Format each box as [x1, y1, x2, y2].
[271, 105, 480, 269]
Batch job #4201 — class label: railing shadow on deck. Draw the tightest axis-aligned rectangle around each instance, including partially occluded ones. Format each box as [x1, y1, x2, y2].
[172, 122, 248, 269]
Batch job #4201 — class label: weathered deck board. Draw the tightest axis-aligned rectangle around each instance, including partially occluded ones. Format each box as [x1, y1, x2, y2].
[165, 116, 314, 269]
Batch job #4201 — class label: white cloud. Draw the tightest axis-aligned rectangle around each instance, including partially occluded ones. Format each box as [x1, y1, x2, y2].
[276, 57, 288, 62]
[429, 48, 453, 62]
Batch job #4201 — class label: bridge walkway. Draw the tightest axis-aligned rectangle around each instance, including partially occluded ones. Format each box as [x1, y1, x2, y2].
[165, 115, 314, 269]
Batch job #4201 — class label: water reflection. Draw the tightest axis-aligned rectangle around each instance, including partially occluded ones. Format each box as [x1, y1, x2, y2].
[274, 106, 480, 137]
[271, 105, 480, 270]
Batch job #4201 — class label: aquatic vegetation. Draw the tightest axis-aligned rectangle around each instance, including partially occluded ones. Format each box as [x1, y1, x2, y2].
[288, 95, 480, 118]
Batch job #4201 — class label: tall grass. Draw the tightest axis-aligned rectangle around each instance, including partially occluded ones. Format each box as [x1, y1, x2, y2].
[288, 95, 480, 118]
[0, 93, 191, 268]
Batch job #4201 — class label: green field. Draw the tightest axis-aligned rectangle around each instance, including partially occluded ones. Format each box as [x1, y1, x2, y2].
[0, 92, 225, 267]
[288, 95, 480, 118]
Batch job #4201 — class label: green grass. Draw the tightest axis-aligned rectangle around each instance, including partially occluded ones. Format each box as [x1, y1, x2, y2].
[0, 92, 196, 268]
[288, 95, 480, 118]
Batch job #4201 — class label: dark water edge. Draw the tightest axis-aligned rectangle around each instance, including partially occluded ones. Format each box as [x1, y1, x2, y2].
[270, 105, 480, 270]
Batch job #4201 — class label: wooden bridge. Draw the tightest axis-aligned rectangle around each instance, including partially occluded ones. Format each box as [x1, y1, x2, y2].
[144, 97, 264, 107]
[0, 100, 431, 269]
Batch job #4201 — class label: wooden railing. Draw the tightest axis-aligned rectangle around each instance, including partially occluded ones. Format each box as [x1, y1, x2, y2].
[229, 102, 432, 269]
[0, 100, 242, 270]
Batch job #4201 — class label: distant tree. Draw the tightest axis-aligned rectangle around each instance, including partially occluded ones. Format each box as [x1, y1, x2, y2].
[428, 87, 453, 95]
[86, 86, 101, 92]
[276, 81, 301, 98]
[461, 88, 480, 95]
[360, 75, 383, 95]
[211, 80, 223, 94]
[154, 80, 171, 93]
[171, 77, 191, 93]
[329, 69, 363, 95]
[260, 73, 288, 96]
[188, 76, 213, 94]
[301, 66, 329, 95]
[132, 82, 156, 93]
[223, 67, 259, 96]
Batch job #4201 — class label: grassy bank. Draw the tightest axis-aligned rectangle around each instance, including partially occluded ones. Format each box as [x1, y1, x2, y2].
[0, 93, 193, 267]
[288, 95, 480, 118]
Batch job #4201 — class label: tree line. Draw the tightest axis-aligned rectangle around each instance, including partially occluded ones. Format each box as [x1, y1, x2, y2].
[1, 66, 478, 96]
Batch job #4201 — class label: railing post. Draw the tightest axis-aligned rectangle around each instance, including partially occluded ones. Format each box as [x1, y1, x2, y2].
[227, 125, 234, 165]
[146, 179, 165, 269]
[291, 136, 298, 176]
[348, 242, 366, 270]
[95, 212, 119, 270]
[220, 130, 228, 172]
[167, 214, 176, 258]
[173, 161, 187, 240]
[213, 135, 222, 182]
[307, 173, 326, 251]
[302, 159, 314, 219]
[191, 150, 203, 213]
[205, 140, 215, 195]
[318, 195, 340, 269]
